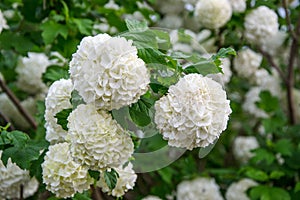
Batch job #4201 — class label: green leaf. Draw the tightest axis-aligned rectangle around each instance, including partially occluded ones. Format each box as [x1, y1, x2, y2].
[72, 18, 93, 35]
[104, 168, 119, 190]
[157, 167, 176, 184]
[274, 139, 293, 156]
[72, 191, 92, 200]
[88, 170, 101, 181]
[183, 59, 220, 75]
[211, 47, 236, 67]
[251, 148, 275, 166]
[125, 19, 148, 32]
[257, 91, 279, 113]
[41, 20, 68, 45]
[129, 96, 154, 127]
[270, 170, 285, 179]
[70, 90, 85, 109]
[294, 182, 300, 193]
[245, 168, 269, 181]
[0, 130, 29, 147]
[250, 186, 291, 200]
[54, 108, 73, 131]
[42, 65, 69, 85]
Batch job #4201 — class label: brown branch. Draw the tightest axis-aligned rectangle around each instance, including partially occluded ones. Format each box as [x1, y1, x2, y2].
[91, 185, 104, 200]
[0, 111, 15, 131]
[282, 0, 298, 40]
[0, 79, 37, 130]
[20, 184, 24, 200]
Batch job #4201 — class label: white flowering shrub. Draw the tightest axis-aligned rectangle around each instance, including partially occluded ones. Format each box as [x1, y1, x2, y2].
[229, 0, 247, 13]
[155, 74, 232, 150]
[225, 179, 258, 200]
[233, 136, 259, 164]
[69, 33, 150, 110]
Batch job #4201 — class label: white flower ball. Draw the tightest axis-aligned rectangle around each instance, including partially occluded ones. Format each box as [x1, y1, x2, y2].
[42, 143, 93, 198]
[177, 177, 224, 200]
[70, 33, 150, 110]
[254, 69, 281, 97]
[0, 10, 9, 33]
[44, 79, 73, 143]
[244, 6, 279, 45]
[158, 15, 183, 29]
[233, 136, 259, 164]
[67, 104, 134, 170]
[233, 48, 262, 78]
[229, 0, 246, 13]
[194, 0, 232, 29]
[154, 74, 232, 150]
[16, 52, 51, 94]
[0, 151, 39, 199]
[142, 196, 163, 200]
[242, 87, 268, 118]
[225, 179, 258, 200]
[98, 163, 137, 197]
[155, 0, 185, 14]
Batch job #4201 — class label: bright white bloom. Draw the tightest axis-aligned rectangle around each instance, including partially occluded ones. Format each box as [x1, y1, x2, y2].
[177, 177, 224, 200]
[194, 0, 232, 29]
[155, 0, 185, 14]
[67, 104, 134, 170]
[242, 87, 268, 118]
[70, 33, 150, 110]
[16, 52, 51, 94]
[233, 136, 259, 164]
[98, 163, 137, 197]
[225, 179, 258, 200]
[0, 10, 9, 33]
[254, 69, 281, 97]
[158, 15, 183, 29]
[44, 79, 73, 143]
[261, 31, 287, 56]
[229, 0, 246, 13]
[0, 151, 39, 199]
[207, 57, 232, 85]
[233, 48, 262, 78]
[244, 6, 279, 45]
[42, 143, 93, 198]
[104, 0, 119, 9]
[142, 196, 162, 200]
[154, 74, 232, 150]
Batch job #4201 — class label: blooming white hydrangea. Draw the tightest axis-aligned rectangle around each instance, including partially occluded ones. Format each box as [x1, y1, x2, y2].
[158, 15, 183, 29]
[233, 48, 262, 78]
[261, 31, 287, 56]
[244, 6, 279, 45]
[0, 94, 37, 129]
[70, 33, 150, 110]
[233, 136, 259, 164]
[0, 10, 9, 33]
[154, 74, 232, 150]
[194, 0, 232, 29]
[229, 0, 246, 13]
[16, 52, 52, 94]
[44, 79, 73, 143]
[242, 87, 268, 118]
[67, 104, 134, 170]
[142, 196, 162, 200]
[177, 177, 224, 200]
[254, 69, 281, 97]
[42, 143, 93, 198]
[98, 163, 137, 197]
[225, 179, 258, 200]
[0, 151, 39, 199]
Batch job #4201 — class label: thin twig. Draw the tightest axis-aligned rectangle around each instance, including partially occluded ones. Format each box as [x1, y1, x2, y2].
[0, 111, 15, 131]
[91, 185, 103, 200]
[282, 0, 298, 40]
[0, 79, 37, 130]
[20, 184, 24, 200]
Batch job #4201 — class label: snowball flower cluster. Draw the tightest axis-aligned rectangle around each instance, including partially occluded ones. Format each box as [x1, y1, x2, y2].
[229, 0, 246, 13]
[233, 48, 262, 78]
[254, 69, 281, 97]
[242, 87, 268, 118]
[154, 74, 231, 150]
[42, 143, 93, 198]
[98, 163, 137, 197]
[44, 79, 73, 143]
[244, 6, 279, 45]
[194, 0, 232, 29]
[70, 33, 150, 110]
[67, 104, 134, 170]
[0, 10, 9, 33]
[16, 52, 52, 94]
[225, 178, 258, 200]
[176, 177, 224, 200]
[233, 136, 259, 164]
[142, 196, 163, 200]
[0, 151, 39, 199]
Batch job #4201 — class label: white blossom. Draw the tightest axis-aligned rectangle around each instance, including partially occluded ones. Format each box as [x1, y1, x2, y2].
[244, 6, 279, 45]
[194, 0, 232, 29]
[177, 177, 224, 200]
[98, 163, 137, 197]
[0, 10, 9, 33]
[233, 48, 262, 78]
[225, 179, 258, 200]
[254, 69, 281, 97]
[154, 74, 232, 150]
[242, 87, 268, 119]
[44, 79, 73, 143]
[70, 33, 150, 110]
[142, 196, 163, 200]
[42, 143, 93, 198]
[16, 52, 51, 94]
[155, 0, 185, 14]
[0, 151, 39, 199]
[67, 104, 134, 170]
[233, 136, 259, 164]
[158, 15, 183, 29]
[229, 0, 247, 13]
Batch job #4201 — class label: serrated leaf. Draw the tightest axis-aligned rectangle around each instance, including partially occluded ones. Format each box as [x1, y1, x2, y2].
[88, 170, 100, 181]
[42, 65, 69, 85]
[54, 108, 73, 131]
[41, 20, 68, 45]
[129, 96, 154, 127]
[0, 130, 29, 147]
[125, 19, 148, 32]
[211, 47, 236, 67]
[183, 60, 220, 75]
[72, 18, 93, 35]
[104, 168, 119, 190]
[251, 148, 275, 165]
[245, 168, 269, 181]
[257, 91, 279, 112]
[274, 139, 293, 156]
[250, 186, 290, 200]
